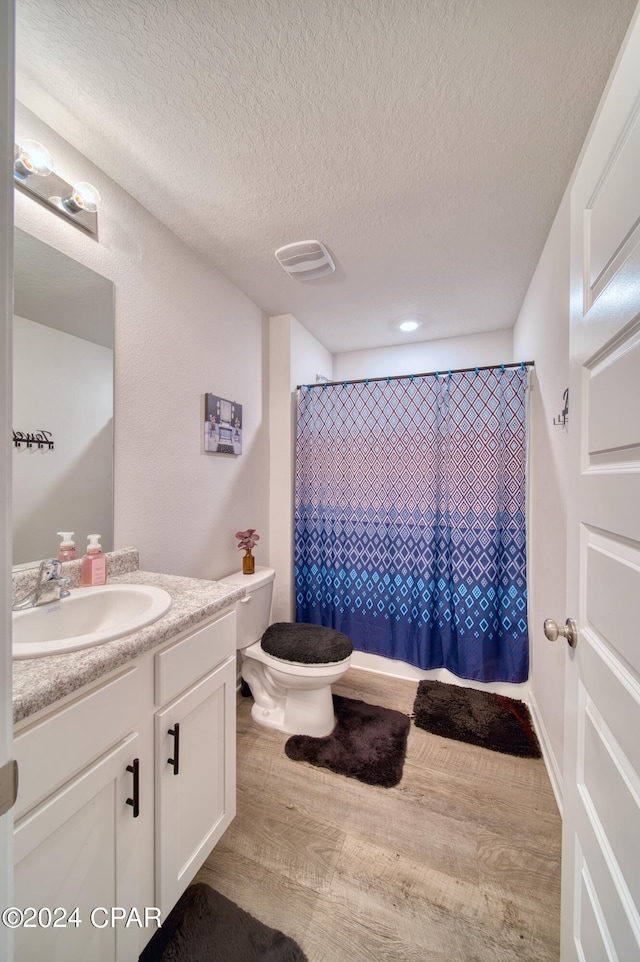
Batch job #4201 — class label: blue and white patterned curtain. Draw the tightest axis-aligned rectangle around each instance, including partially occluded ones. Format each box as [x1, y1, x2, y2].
[294, 367, 529, 683]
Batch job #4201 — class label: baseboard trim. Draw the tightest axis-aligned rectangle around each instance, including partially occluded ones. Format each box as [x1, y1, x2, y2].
[528, 692, 563, 817]
[350, 650, 531, 700]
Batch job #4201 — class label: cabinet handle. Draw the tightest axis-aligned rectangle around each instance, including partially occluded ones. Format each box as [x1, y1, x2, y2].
[126, 758, 140, 818]
[168, 724, 180, 775]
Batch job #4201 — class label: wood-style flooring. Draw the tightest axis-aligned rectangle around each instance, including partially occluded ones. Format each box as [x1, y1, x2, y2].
[196, 668, 561, 962]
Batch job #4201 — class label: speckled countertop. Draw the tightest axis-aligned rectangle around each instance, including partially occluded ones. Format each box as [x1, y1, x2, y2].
[13, 550, 245, 725]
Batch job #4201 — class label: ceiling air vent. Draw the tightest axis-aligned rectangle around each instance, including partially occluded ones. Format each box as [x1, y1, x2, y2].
[274, 240, 335, 280]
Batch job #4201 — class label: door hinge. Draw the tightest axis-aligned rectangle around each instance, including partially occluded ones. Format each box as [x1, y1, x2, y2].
[0, 760, 18, 816]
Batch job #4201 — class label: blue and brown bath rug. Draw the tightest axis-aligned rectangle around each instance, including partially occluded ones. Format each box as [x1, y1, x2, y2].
[412, 680, 542, 759]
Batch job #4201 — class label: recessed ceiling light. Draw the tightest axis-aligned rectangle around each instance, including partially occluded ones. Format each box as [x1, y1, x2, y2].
[399, 320, 420, 332]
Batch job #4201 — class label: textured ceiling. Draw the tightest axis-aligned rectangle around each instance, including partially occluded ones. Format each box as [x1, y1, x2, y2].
[15, 0, 637, 353]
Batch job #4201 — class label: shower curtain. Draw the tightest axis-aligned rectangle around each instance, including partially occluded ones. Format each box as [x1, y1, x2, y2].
[294, 367, 529, 683]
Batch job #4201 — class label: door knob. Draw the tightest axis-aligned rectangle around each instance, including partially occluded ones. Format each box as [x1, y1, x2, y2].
[544, 617, 578, 648]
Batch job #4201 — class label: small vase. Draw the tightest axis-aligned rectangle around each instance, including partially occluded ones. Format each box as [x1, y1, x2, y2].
[242, 549, 255, 575]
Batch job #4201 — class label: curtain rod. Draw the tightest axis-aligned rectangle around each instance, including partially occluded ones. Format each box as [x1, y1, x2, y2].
[296, 360, 535, 390]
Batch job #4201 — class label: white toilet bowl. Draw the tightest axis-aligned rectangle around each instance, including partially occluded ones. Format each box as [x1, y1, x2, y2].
[221, 567, 352, 737]
[240, 639, 351, 737]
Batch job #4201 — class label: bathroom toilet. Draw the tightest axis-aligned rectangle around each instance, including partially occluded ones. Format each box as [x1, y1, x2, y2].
[222, 566, 352, 737]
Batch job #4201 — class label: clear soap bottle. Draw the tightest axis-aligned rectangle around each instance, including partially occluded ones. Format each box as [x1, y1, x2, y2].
[81, 534, 107, 586]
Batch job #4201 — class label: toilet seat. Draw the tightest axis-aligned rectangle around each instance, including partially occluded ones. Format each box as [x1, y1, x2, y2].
[261, 622, 353, 665]
[244, 640, 351, 677]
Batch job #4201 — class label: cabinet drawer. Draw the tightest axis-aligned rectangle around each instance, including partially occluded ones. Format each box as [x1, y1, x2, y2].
[155, 609, 236, 706]
[14, 666, 141, 821]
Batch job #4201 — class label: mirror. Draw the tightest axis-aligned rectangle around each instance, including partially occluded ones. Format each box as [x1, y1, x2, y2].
[13, 229, 114, 567]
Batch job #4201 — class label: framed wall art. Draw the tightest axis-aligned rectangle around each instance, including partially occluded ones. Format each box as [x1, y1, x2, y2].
[204, 393, 243, 455]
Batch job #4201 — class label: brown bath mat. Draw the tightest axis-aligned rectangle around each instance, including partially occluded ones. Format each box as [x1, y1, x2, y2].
[412, 680, 541, 758]
[139, 883, 308, 962]
[285, 694, 410, 787]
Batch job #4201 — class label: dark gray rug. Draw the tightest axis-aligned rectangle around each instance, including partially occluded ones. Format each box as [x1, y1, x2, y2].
[412, 680, 542, 759]
[139, 883, 308, 962]
[285, 694, 410, 787]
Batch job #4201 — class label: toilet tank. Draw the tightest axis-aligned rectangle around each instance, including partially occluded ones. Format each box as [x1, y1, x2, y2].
[221, 566, 275, 650]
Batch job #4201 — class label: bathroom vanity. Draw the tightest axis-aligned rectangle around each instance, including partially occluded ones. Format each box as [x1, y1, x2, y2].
[11, 551, 243, 961]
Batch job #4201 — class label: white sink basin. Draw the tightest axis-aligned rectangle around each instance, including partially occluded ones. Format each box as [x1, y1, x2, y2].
[12, 584, 172, 659]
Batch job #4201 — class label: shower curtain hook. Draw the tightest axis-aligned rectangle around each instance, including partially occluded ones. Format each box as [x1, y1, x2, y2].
[435, 371, 439, 379]
[475, 367, 479, 374]
[520, 361, 525, 371]
[500, 364, 505, 372]
[447, 370, 452, 378]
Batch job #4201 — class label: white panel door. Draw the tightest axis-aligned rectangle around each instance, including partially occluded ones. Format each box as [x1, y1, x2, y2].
[562, 6, 640, 960]
[0, 3, 15, 960]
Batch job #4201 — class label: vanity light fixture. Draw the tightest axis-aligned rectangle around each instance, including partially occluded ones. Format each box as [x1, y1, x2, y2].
[399, 320, 420, 332]
[13, 141, 100, 236]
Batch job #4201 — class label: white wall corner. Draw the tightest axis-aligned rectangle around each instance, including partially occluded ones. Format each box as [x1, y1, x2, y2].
[268, 315, 295, 622]
[513, 191, 570, 801]
[529, 691, 563, 818]
[268, 313, 333, 623]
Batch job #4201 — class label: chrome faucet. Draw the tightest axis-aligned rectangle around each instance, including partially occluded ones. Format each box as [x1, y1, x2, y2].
[12, 559, 71, 611]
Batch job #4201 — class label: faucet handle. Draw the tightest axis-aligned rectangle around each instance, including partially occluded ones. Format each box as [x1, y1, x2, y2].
[38, 558, 62, 582]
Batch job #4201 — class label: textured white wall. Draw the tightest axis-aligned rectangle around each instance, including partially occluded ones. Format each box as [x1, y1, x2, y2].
[269, 314, 333, 622]
[334, 329, 513, 381]
[513, 192, 570, 806]
[12, 315, 113, 565]
[14, 103, 269, 580]
[290, 320, 333, 391]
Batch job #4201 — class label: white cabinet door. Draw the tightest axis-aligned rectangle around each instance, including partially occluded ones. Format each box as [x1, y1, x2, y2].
[155, 655, 236, 915]
[562, 7, 640, 960]
[13, 733, 142, 962]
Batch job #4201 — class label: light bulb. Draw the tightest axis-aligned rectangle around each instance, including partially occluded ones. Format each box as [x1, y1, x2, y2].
[63, 181, 101, 214]
[14, 140, 53, 178]
[399, 320, 419, 332]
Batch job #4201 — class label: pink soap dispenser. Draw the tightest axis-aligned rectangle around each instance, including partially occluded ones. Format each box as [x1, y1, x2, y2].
[81, 534, 107, 586]
[57, 531, 78, 562]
